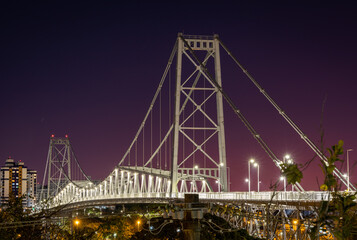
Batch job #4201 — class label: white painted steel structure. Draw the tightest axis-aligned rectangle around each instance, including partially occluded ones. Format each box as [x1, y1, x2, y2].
[171, 33, 228, 193]
[49, 172, 336, 208]
[41, 33, 356, 210]
[40, 136, 90, 202]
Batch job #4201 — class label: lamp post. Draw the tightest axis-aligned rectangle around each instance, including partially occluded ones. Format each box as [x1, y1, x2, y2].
[248, 159, 255, 193]
[245, 178, 249, 193]
[254, 162, 260, 192]
[280, 176, 286, 192]
[216, 180, 221, 192]
[347, 149, 353, 191]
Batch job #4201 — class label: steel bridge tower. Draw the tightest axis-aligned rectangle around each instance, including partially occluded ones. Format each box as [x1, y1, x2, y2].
[171, 34, 228, 193]
[40, 135, 72, 201]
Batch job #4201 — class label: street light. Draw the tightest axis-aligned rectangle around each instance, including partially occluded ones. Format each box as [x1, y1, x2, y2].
[74, 219, 80, 239]
[254, 162, 260, 192]
[280, 176, 286, 192]
[245, 178, 249, 193]
[347, 149, 353, 191]
[137, 220, 141, 231]
[292, 219, 299, 231]
[248, 159, 255, 193]
[216, 180, 221, 192]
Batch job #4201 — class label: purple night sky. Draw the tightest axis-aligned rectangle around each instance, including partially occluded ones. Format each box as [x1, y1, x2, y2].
[1, 2, 356, 191]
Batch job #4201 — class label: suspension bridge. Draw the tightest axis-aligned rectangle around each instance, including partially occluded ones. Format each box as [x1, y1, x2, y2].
[38, 34, 354, 239]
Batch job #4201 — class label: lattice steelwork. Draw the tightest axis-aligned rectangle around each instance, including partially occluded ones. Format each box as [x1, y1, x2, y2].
[171, 34, 228, 193]
[39, 135, 90, 202]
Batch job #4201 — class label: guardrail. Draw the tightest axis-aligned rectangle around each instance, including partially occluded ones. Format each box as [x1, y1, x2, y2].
[48, 190, 348, 209]
[196, 191, 335, 202]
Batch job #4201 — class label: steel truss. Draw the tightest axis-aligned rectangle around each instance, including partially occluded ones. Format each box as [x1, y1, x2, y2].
[40, 136, 72, 202]
[51, 167, 172, 207]
[40, 136, 91, 202]
[214, 202, 334, 239]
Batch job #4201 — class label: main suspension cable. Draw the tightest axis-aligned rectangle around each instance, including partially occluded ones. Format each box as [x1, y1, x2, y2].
[217, 37, 354, 191]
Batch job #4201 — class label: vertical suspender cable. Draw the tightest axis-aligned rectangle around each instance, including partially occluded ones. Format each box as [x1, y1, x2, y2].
[167, 67, 171, 170]
[160, 90, 162, 170]
[142, 128, 145, 167]
[203, 74, 207, 169]
[182, 108, 185, 168]
[151, 111, 153, 170]
[193, 90, 195, 167]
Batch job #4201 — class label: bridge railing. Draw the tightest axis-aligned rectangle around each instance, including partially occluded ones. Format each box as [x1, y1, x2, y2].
[195, 191, 334, 202]
[48, 190, 349, 209]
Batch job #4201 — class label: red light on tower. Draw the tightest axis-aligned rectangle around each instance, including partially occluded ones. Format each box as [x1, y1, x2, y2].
[51, 134, 55, 138]
[65, 134, 68, 138]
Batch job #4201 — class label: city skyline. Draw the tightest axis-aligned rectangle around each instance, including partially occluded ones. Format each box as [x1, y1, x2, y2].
[1, 2, 356, 191]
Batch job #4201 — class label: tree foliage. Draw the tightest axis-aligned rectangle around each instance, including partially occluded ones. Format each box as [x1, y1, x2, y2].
[0, 194, 44, 240]
[0, 196, 137, 240]
[312, 140, 357, 239]
[282, 140, 357, 239]
[280, 162, 303, 185]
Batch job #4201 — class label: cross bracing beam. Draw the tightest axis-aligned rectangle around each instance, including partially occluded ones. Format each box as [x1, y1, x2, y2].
[120, 166, 170, 178]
